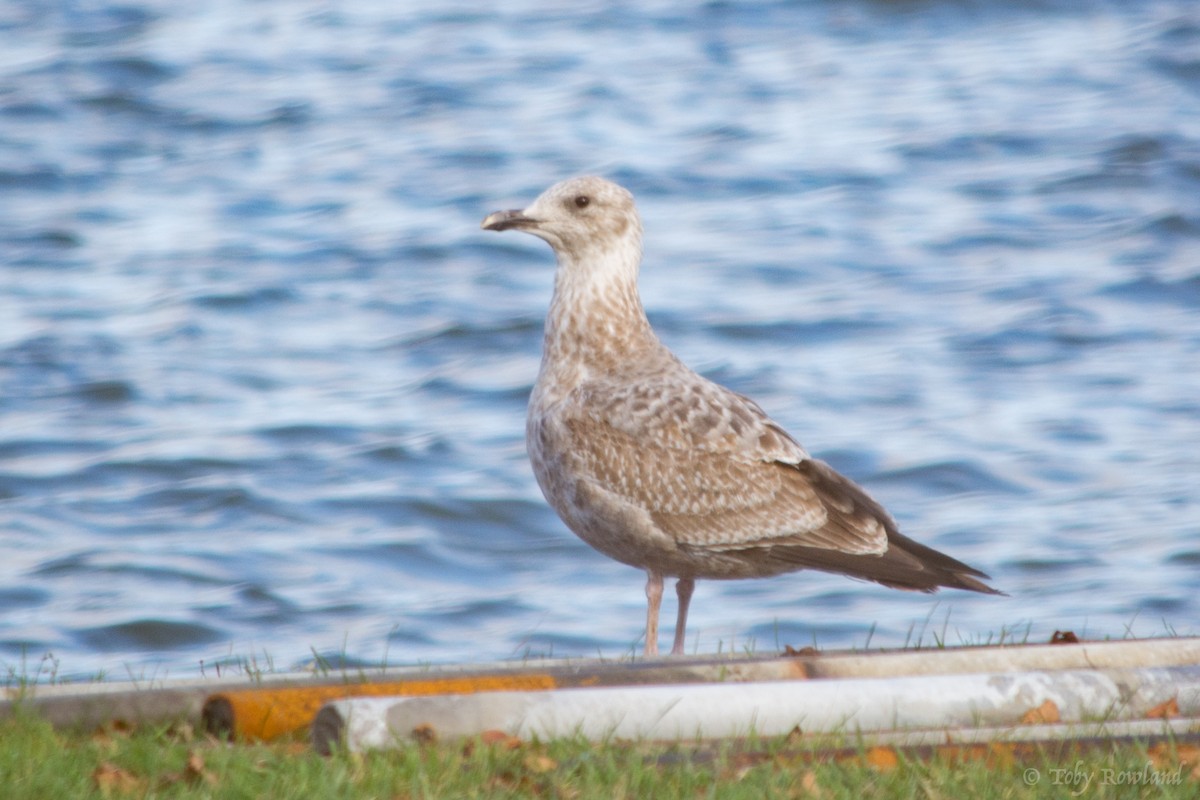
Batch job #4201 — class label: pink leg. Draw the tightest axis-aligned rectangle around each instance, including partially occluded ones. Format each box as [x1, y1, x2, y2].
[671, 577, 695, 656]
[644, 571, 663, 656]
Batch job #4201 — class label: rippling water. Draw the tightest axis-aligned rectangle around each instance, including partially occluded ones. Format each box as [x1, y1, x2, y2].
[2, 0, 1199, 679]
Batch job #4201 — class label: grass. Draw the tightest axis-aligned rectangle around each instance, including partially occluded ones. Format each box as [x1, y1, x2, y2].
[1, 707, 1198, 799]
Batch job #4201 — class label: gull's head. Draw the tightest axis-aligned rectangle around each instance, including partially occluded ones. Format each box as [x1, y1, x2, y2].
[481, 176, 642, 264]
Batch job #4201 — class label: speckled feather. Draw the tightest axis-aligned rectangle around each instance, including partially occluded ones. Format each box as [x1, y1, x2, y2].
[482, 176, 999, 654]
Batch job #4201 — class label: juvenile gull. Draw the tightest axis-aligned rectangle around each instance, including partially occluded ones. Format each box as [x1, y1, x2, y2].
[482, 176, 1000, 656]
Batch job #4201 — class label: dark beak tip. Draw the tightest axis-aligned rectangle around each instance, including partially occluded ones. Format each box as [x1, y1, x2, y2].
[481, 209, 534, 232]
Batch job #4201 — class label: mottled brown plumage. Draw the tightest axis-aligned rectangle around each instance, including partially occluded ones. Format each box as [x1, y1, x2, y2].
[482, 176, 1000, 656]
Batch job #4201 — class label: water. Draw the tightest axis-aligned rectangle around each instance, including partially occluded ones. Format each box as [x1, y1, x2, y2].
[1, 0, 1198, 680]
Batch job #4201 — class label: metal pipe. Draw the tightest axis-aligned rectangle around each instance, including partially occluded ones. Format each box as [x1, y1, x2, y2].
[312, 665, 1200, 754]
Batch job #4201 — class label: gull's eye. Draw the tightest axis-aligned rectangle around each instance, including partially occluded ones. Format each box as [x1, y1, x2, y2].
[574, 195, 590, 209]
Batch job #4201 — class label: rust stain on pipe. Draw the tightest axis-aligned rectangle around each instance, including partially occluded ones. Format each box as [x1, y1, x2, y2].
[203, 674, 558, 741]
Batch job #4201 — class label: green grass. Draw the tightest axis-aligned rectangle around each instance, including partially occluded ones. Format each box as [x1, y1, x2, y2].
[2, 708, 1197, 799]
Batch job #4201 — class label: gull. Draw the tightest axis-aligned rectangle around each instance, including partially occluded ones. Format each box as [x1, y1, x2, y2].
[482, 176, 1000, 656]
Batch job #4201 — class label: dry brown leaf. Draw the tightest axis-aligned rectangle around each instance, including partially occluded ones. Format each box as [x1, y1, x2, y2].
[411, 723, 437, 744]
[1176, 744, 1200, 766]
[523, 753, 558, 773]
[184, 751, 217, 785]
[1146, 697, 1180, 719]
[486, 772, 530, 794]
[783, 645, 819, 657]
[1159, 743, 1200, 782]
[1147, 742, 1175, 770]
[91, 719, 135, 746]
[93, 762, 142, 797]
[481, 729, 523, 749]
[167, 721, 195, 743]
[1020, 699, 1060, 725]
[865, 746, 898, 771]
[798, 769, 822, 798]
[156, 751, 218, 790]
[1148, 742, 1200, 772]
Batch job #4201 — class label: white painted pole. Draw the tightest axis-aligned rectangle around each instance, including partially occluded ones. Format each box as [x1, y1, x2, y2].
[314, 665, 1200, 753]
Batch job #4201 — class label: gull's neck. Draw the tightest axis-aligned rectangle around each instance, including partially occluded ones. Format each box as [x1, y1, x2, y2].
[536, 235, 664, 393]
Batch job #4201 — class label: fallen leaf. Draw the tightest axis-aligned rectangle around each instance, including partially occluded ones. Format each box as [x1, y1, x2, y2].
[1148, 742, 1200, 772]
[1020, 699, 1060, 725]
[798, 769, 822, 797]
[481, 729, 522, 749]
[1147, 743, 1174, 770]
[486, 772, 531, 794]
[91, 719, 136, 745]
[1177, 744, 1200, 766]
[93, 762, 142, 797]
[167, 721, 195, 743]
[1049, 630, 1079, 644]
[184, 751, 217, 785]
[523, 753, 557, 773]
[109, 719, 135, 734]
[1146, 697, 1180, 719]
[783, 645, 819, 657]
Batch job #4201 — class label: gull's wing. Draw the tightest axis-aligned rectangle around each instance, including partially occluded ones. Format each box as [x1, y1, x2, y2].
[561, 373, 890, 556]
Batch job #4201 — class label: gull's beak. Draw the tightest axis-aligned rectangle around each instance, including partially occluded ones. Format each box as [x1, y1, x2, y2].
[481, 209, 538, 232]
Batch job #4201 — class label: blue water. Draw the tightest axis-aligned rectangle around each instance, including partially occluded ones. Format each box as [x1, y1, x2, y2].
[2, 0, 1199, 679]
